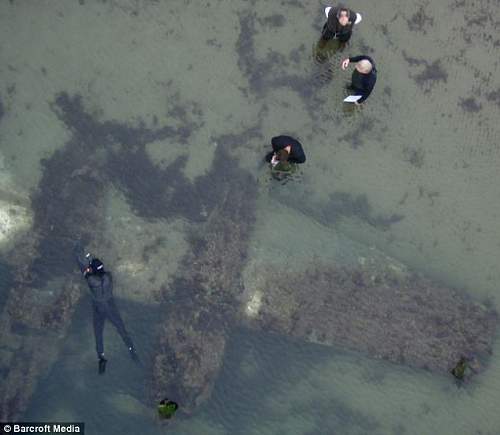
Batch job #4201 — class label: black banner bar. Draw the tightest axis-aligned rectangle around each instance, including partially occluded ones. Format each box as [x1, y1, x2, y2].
[1, 423, 84, 434]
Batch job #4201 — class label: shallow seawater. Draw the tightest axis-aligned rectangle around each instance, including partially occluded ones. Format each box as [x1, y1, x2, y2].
[1, 0, 500, 434]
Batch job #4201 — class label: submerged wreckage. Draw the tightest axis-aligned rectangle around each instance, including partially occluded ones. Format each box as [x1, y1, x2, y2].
[241, 249, 497, 376]
[0, 145, 498, 420]
[151, 195, 498, 416]
[239, 200, 497, 377]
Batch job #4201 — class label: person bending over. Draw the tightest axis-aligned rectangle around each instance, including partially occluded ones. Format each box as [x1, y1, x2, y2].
[265, 135, 306, 167]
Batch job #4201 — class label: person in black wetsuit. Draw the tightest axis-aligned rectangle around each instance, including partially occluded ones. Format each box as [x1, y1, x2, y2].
[321, 5, 357, 44]
[75, 244, 138, 374]
[265, 135, 306, 166]
[341, 55, 377, 104]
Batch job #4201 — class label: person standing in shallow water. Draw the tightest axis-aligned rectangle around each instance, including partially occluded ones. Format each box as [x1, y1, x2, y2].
[74, 244, 139, 374]
[321, 5, 357, 44]
[341, 55, 377, 104]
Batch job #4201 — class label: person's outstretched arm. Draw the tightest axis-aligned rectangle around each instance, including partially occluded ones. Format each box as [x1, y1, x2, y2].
[342, 55, 375, 70]
[73, 242, 89, 274]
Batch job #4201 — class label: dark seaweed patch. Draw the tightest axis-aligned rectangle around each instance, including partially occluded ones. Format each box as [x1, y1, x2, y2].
[206, 38, 222, 49]
[403, 147, 425, 168]
[459, 97, 482, 112]
[0, 261, 13, 314]
[279, 0, 304, 8]
[53, 93, 179, 145]
[486, 89, 500, 107]
[289, 44, 305, 64]
[407, 6, 434, 33]
[258, 14, 286, 27]
[166, 97, 204, 141]
[402, 52, 448, 90]
[25, 91, 207, 287]
[270, 74, 314, 101]
[168, 103, 187, 120]
[0, 96, 4, 122]
[236, 12, 264, 94]
[338, 117, 375, 149]
[465, 12, 489, 27]
[357, 39, 375, 55]
[414, 60, 448, 85]
[236, 11, 328, 120]
[107, 135, 238, 222]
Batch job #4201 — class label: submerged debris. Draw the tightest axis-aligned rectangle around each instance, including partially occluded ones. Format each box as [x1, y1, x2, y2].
[450, 355, 481, 381]
[241, 262, 497, 376]
[151, 148, 257, 416]
[158, 398, 178, 419]
[451, 357, 469, 380]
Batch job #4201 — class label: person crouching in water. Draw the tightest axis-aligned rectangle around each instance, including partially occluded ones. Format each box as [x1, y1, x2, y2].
[341, 55, 377, 105]
[265, 135, 305, 180]
[75, 244, 139, 374]
[321, 5, 357, 45]
[266, 135, 306, 166]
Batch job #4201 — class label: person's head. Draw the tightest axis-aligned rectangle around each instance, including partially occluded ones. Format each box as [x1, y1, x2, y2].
[277, 148, 289, 162]
[89, 258, 105, 275]
[337, 8, 350, 26]
[356, 59, 373, 74]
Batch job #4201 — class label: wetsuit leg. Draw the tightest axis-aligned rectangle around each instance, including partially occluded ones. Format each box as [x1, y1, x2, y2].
[106, 299, 134, 350]
[92, 303, 106, 357]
